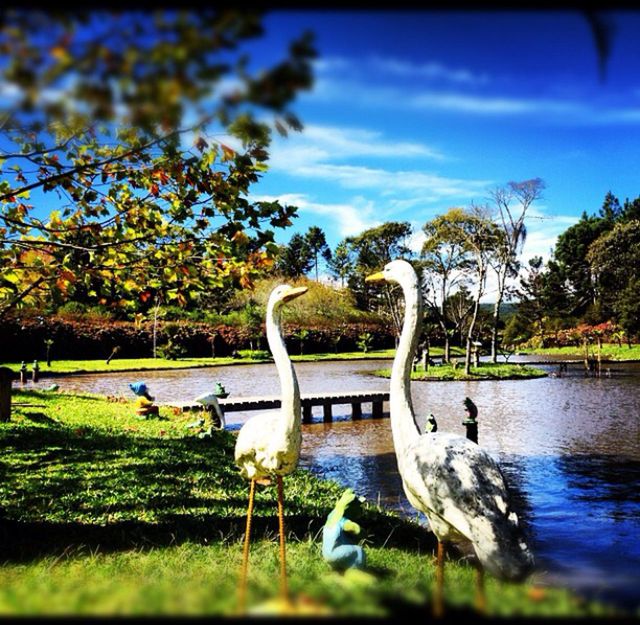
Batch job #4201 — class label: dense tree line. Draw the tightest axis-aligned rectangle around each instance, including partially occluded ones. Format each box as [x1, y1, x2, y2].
[512, 191, 640, 347]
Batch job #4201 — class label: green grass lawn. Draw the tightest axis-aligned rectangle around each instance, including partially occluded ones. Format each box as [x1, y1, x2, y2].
[0, 347, 462, 376]
[373, 362, 548, 381]
[0, 388, 619, 617]
[522, 343, 640, 361]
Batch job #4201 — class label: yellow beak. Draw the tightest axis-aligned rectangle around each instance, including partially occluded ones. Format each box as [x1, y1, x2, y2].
[365, 271, 385, 283]
[282, 285, 308, 303]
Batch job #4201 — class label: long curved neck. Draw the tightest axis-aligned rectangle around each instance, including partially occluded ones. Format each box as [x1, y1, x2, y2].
[390, 272, 422, 454]
[267, 303, 301, 433]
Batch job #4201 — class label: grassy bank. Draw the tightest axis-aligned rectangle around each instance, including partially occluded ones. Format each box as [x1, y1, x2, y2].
[0, 348, 427, 376]
[373, 362, 548, 381]
[522, 343, 640, 361]
[0, 389, 614, 617]
[0, 349, 397, 376]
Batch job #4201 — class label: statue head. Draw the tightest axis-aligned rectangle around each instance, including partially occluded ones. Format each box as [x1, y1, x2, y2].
[334, 488, 365, 520]
[463, 397, 478, 421]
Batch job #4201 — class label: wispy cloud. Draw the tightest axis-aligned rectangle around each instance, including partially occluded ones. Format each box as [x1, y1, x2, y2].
[520, 206, 580, 262]
[268, 122, 490, 204]
[253, 192, 380, 238]
[286, 162, 491, 199]
[408, 91, 588, 116]
[369, 56, 490, 86]
[298, 124, 445, 160]
[316, 54, 490, 87]
[310, 55, 640, 125]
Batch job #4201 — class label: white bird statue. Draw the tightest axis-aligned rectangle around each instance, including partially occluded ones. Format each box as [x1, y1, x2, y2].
[194, 391, 226, 431]
[366, 260, 533, 616]
[234, 283, 308, 612]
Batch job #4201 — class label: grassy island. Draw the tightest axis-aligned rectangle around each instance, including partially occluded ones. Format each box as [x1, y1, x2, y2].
[373, 362, 547, 382]
[522, 343, 640, 362]
[0, 388, 616, 617]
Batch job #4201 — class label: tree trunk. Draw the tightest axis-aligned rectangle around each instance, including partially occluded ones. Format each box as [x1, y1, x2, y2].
[490, 266, 507, 363]
[437, 318, 450, 364]
[465, 267, 485, 375]
[0, 367, 12, 422]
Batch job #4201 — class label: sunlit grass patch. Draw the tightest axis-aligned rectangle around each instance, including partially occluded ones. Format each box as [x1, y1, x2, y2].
[373, 362, 547, 381]
[522, 343, 640, 361]
[0, 389, 620, 617]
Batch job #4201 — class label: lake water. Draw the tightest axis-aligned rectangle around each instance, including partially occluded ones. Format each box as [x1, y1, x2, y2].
[28, 357, 640, 611]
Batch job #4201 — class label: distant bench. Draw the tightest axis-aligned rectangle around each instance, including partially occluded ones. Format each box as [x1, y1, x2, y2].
[160, 390, 390, 423]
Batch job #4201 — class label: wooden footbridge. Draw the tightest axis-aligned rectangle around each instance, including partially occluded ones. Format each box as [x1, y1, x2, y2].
[163, 390, 390, 423]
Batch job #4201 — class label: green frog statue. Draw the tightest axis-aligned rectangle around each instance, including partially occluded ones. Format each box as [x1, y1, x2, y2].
[322, 488, 366, 571]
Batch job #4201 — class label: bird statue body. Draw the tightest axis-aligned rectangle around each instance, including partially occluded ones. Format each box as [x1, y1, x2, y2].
[366, 260, 533, 614]
[234, 286, 306, 481]
[234, 284, 308, 613]
[398, 430, 531, 580]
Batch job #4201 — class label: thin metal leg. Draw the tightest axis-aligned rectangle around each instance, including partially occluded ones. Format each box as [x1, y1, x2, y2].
[238, 479, 256, 614]
[474, 566, 486, 614]
[276, 475, 289, 602]
[433, 540, 445, 617]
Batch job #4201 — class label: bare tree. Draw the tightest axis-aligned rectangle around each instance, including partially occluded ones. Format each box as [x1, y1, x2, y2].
[488, 178, 545, 362]
[421, 227, 471, 363]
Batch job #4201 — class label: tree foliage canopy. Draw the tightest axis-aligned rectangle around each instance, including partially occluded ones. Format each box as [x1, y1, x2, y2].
[0, 10, 315, 316]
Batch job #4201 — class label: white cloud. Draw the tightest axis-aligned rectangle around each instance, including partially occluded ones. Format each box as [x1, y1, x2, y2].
[369, 56, 490, 86]
[407, 227, 427, 254]
[274, 160, 490, 200]
[267, 122, 490, 204]
[408, 91, 588, 117]
[252, 192, 379, 238]
[316, 54, 490, 87]
[299, 124, 445, 160]
[521, 213, 580, 263]
[309, 58, 640, 125]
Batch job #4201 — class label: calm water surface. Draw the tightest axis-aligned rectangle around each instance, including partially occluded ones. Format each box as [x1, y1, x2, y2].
[34, 358, 640, 610]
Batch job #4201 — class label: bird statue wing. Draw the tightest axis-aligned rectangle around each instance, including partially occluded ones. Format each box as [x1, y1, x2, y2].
[235, 411, 302, 480]
[194, 392, 225, 428]
[402, 432, 533, 581]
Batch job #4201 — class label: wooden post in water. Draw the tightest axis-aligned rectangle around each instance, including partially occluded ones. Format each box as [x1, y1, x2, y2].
[0, 367, 13, 422]
[302, 403, 313, 424]
[372, 400, 383, 418]
[351, 402, 362, 420]
[323, 401, 332, 422]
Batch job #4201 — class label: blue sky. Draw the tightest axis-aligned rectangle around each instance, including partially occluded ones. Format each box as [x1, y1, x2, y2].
[243, 10, 640, 272]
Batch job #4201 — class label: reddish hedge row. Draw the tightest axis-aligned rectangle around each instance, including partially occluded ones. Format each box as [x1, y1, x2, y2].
[0, 314, 395, 361]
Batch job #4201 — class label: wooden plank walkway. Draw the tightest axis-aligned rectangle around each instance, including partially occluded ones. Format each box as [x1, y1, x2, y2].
[160, 389, 390, 423]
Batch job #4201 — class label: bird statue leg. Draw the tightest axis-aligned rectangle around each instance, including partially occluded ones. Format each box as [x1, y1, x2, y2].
[238, 478, 256, 614]
[276, 475, 290, 603]
[474, 566, 487, 614]
[433, 540, 445, 617]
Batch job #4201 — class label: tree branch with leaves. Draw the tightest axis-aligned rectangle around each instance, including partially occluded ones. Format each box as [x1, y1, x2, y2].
[0, 9, 316, 317]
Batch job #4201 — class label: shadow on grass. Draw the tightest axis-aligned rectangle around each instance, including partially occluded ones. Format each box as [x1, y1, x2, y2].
[0, 425, 437, 563]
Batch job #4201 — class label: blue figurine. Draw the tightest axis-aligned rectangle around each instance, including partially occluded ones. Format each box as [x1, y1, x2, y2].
[322, 488, 366, 571]
[128, 381, 154, 401]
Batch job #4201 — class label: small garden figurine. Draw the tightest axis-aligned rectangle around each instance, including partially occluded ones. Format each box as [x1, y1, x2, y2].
[462, 396, 478, 444]
[128, 381, 159, 418]
[322, 488, 366, 572]
[425, 413, 438, 433]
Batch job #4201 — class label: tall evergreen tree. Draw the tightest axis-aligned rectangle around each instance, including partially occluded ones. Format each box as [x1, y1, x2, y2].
[275, 233, 313, 278]
[304, 226, 332, 281]
[327, 240, 354, 288]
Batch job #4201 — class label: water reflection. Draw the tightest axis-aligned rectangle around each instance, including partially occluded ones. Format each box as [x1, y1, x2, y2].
[521, 455, 640, 609]
[24, 357, 640, 610]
